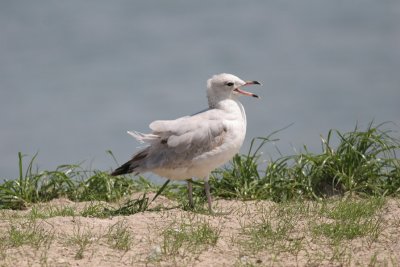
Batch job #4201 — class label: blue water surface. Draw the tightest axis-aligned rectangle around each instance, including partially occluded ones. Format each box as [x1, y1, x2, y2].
[1, 1, 399, 180]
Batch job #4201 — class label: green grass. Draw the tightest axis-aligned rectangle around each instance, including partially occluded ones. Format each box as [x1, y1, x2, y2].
[106, 220, 133, 251]
[0, 121, 399, 210]
[0, 218, 54, 250]
[80, 193, 164, 218]
[294, 122, 400, 197]
[66, 225, 97, 260]
[211, 122, 400, 202]
[0, 154, 159, 210]
[238, 202, 304, 255]
[312, 198, 384, 241]
[312, 219, 382, 241]
[28, 205, 77, 219]
[161, 220, 220, 256]
[320, 197, 385, 220]
[233, 197, 390, 266]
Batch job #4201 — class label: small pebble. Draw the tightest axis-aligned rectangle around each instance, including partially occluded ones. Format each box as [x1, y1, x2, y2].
[240, 255, 249, 264]
[147, 245, 162, 261]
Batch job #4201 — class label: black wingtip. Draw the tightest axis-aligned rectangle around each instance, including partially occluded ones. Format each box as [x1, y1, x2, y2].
[111, 161, 131, 176]
[111, 149, 148, 176]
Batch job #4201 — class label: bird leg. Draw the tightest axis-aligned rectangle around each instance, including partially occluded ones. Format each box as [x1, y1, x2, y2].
[187, 179, 194, 209]
[205, 179, 232, 216]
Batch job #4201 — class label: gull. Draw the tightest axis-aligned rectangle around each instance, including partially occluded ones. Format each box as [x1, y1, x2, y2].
[111, 73, 261, 212]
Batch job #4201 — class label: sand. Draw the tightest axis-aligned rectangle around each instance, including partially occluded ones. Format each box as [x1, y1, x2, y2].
[0, 195, 399, 266]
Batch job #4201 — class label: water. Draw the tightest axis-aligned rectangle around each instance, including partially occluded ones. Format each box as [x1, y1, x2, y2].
[1, 1, 399, 180]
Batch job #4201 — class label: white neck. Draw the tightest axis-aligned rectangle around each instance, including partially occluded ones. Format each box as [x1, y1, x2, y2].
[207, 91, 235, 108]
[212, 98, 247, 128]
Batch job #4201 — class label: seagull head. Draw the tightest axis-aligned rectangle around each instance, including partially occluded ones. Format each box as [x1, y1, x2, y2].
[207, 73, 261, 107]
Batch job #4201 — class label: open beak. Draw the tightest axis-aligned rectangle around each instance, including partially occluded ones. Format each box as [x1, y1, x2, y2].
[233, 80, 262, 98]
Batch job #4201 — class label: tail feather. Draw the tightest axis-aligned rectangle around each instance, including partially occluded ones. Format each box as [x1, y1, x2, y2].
[127, 131, 159, 144]
[111, 149, 148, 176]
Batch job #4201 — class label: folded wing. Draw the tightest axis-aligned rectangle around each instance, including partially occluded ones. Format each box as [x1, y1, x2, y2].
[124, 109, 228, 171]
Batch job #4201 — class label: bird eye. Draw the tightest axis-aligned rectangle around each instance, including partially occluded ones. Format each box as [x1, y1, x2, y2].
[226, 82, 234, 86]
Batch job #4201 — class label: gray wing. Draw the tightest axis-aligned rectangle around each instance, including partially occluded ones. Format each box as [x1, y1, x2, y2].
[130, 109, 228, 170]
